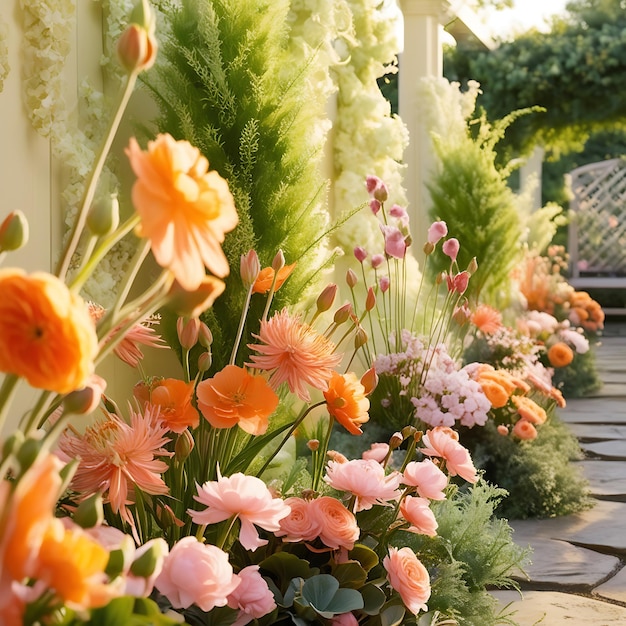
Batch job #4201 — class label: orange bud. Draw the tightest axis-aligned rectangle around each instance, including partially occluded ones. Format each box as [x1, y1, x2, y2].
[317, 283, 338, 313]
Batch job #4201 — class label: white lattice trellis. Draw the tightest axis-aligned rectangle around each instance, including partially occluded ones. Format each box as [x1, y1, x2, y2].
[568, 158, 626, 292]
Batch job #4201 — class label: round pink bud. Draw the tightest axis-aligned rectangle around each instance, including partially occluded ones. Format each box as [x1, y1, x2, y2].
[427, 221, 448, 244]
[370, 199, 381, 215]
[379, 276, 390, 292]
[442, 238, 460, 262]
[354, 246, 368, 263]
[346, 269, 358, 288]
[371, 254, 385, 269]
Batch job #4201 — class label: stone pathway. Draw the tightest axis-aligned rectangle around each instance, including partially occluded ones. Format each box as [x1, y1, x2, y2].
[492, 321, 626, 625]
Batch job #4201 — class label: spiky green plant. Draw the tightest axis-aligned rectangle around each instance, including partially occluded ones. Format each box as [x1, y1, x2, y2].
[143, 0, 334, 371]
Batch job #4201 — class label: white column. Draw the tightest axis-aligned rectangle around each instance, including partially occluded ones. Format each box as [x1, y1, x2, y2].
[398, 0, 450, 246]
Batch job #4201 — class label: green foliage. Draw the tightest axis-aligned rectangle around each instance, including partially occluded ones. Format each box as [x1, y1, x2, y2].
[460, 416, 593, 519]
[397, 482, 529, 626]
[427, 115, 524, 306]
[445, 6, 626, 158]
[145, 0, 332, 371]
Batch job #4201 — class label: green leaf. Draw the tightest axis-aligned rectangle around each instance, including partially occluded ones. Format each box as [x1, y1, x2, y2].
[349, 544, 379, 573]
[260, 552, 317, 595]
[380, 604, 406, 626]
[360, 583, 387, 615]
[332, 561, 368, 588]
[300, 574, 364, 618]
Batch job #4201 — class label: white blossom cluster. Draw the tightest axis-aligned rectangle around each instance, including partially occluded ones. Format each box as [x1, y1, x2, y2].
[0, 12, 9, 92]
[331, 0, 409, 254]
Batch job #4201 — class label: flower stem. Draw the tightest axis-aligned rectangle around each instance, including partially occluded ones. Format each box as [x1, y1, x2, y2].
[57, 71, 139, 281]
[230, 285, 254, 365]
[0, 374, 19, 435]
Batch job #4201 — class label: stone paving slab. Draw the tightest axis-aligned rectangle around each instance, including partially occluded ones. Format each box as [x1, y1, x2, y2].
[567, 423, 626, 440]
[579, 440, 626, 460]
[560, 398, 626, 424]
[594, 566, 626, 604]
[491, 590, 626, 625]
[510, 500, 626, 555]
[577, 460, 626, 497]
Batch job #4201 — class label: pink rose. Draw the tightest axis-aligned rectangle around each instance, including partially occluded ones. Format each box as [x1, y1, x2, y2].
[403, 459, 448, 500]
[400, 496, 438, 537]
[383, 546, 430, 615]
[310, 496, 359, 550]
[155, 537, 239, 612]
[227, 565, 276, 623]
[276, 497, 322, 543]
[421, 427, 478, 484]
[427, 221, 447, 244]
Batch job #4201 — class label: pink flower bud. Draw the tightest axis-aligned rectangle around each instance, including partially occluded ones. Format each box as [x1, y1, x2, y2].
[240, 250, 261, 288]
[365, 175, 388, 202]
[307, 439, 320, 451]
[197, 351, 212, 372]
[427, 221, 448, 244]
[117, 23, 157, 73]
[317, 283, 338, 313]
[272, 249, 286, 271]
[346, 269, 358, 288]
[389, 204, 409, 225]
[452, 271, 470, 294]
[497, 425, 509, 436]
[175, 428, 195, 460]
[442, 238, 460, 262]
[371, 254, 385, 269]
[354, 246, 368, 263]
[380, 224, 407, 259]
[198, 323, 213, 348]
[177, 317, 201, 350]
[370, 199, 381, 215]
[365, 287, 376, 311]
[354, 327, 368, 349]
[379, 275, 390, 292]
[334, 302, 353, 325]
[63, 375, 107, 415]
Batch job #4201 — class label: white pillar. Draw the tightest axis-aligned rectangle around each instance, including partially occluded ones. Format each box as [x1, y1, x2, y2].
[398, 0, 450, 246]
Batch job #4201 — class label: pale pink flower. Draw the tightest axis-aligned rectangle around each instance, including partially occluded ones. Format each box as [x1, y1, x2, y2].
[57, 405, 171, 526]
[189, 471, 291, 551]
[362, 442, 389, 463]
[403, 460, 448, 500]
[365, 175, 388, 201]
[427, 221, 447, 244]
[247, 309, 342, 402]
[332, 612, 359, 626]
[155, 537, 239, 612]
[369, 199, 381, 215]
[324, 458, 402, 512]
[227, 565, 276, 623]
[400, 496, 438, 537]
[421, 427, 478, 484]
[379, 275, 390, 292]
[380, 224, 407, 259]
[383, 547, 430, 615]
[497, 425, 509, 436]
[371, 254, 385, 269]
[389, 204, 409, 226]
[446, 271, 470, 294]
[442, 238, 460, 262]
[275, 497, 322, 543]
[354, 246, 368, 263]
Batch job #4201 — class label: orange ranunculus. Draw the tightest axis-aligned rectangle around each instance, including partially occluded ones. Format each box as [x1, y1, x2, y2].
[511, 395, 547, 425]
[512, 418, 538, 441]
[126, 134, 239, 291]
[383, 546, 431, 615]
[35, 519, 113, 610]
[479, 379, 510, 409]
[135, 377, 200, 433]
[196, 365, 279, 435]
[547, 342, 574, 368]
[252, 263, 296, 294]
[323, 371, 370, 435]
[0, 453, 63, 591]
[0, 269, 98, 394]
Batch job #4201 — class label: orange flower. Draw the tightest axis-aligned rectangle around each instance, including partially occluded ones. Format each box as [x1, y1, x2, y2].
[547, 342, 574, 368]
[35, 519, 112, 610]
[248, 309, 343, 401]
[0, 269, 98, 394]
[252, 263, 296, 294]
[479, 379, 510, 409]
[323, 371, 370, 435]
[57, 406, 172, 526]
[383, 546, 431, 615]
[511, 395, 547, 425]
[134, 377, 200, 433]
[470, 304, 502, 334]
[126, 134, 239, 291]
[512, 419, 538, 440]
[196, 365, 279, 435]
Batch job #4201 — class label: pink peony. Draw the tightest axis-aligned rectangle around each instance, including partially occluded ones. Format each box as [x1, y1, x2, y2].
[427, 221, 447, 244]
[403, 459, 448, 500]
[275, 497, 322, 543]
[189, 471, 291, 551]
[155, 537, 239, 612]
[383, 546, 430, 615]
[421, 427, 478, 484]
[324, 458, 402, 512]
[227, 565, 276, 623]
[400, 496, 438, 537]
